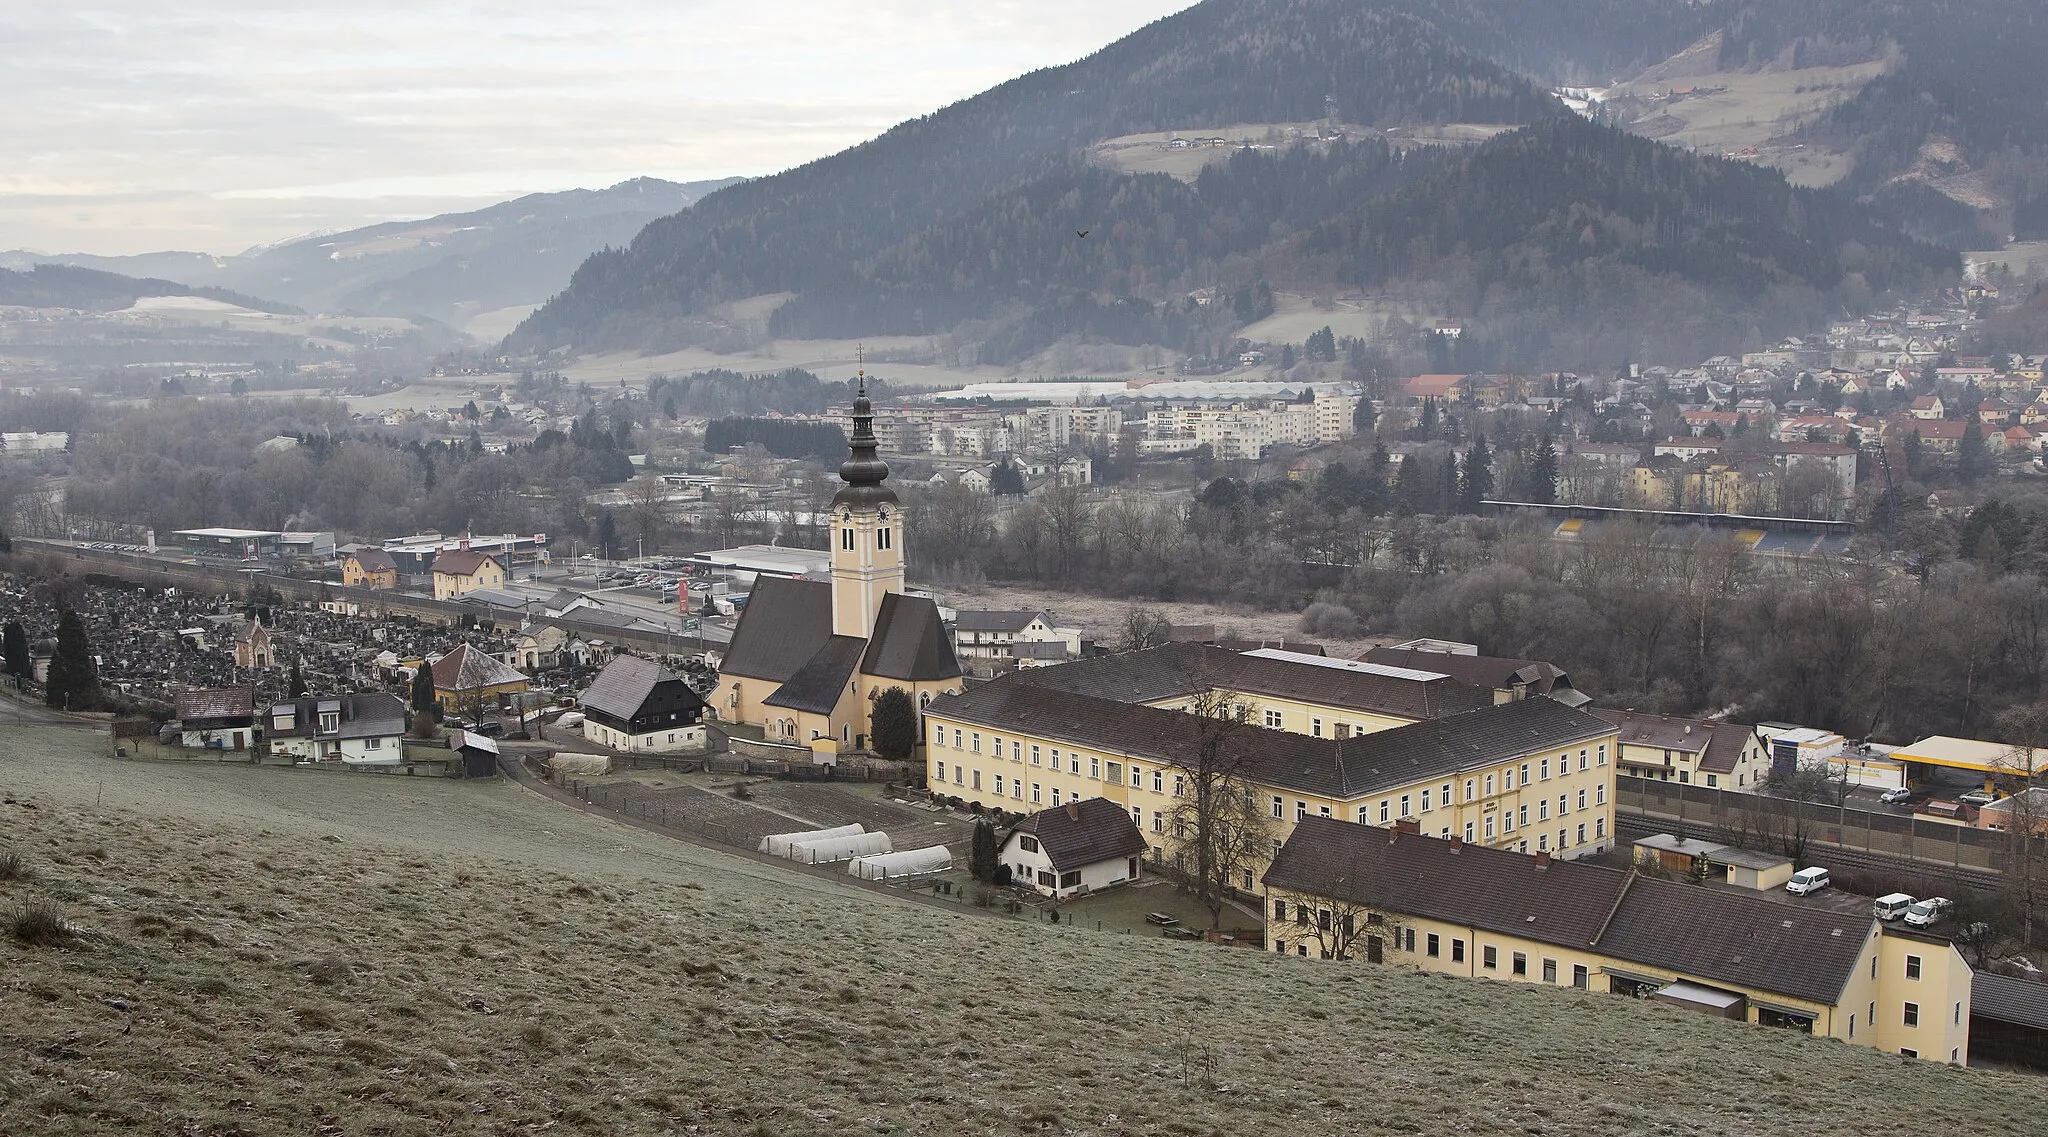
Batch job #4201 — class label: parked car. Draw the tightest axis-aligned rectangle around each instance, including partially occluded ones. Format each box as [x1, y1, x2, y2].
[1873, 893, 1916, 921]
[1879, 786, 1915, 804]
[471, 720, 504, 738]
[1959, 790, 2001, 808]
[1904, 897, 1953, 927]
[555, 711, 586, 729]
[1786, 867, 1832, 895]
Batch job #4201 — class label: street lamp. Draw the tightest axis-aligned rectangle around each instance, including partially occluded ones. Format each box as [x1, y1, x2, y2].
[637, 538, 644, 562]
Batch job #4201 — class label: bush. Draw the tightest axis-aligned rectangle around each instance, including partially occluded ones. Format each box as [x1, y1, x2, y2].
[11, 899, 73, 946]
[1298, 601, 1361, 638]
[0, 849, 27, 882]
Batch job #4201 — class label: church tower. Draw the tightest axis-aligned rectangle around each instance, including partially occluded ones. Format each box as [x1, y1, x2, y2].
[831, 371, 904, 640]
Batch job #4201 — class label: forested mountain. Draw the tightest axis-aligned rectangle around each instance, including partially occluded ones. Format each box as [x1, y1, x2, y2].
[0, 264, 296, 315]
[515, 0, 2033, 368]
[3, 178, 737, 330]
[509, 0, 1559, 352]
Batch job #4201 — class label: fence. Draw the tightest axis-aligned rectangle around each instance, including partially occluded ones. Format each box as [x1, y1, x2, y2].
[1617, 775, 2026, 875]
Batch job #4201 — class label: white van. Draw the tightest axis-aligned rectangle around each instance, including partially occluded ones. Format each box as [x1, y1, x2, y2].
[1786, 867, 1831, 895]
[1873, 893, 1915, 921]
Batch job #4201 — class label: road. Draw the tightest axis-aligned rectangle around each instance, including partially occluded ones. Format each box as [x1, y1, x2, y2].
[0, 688, 104, 728]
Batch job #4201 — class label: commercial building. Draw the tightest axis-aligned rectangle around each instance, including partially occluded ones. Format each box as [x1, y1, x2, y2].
[1265, 817, 1971, 1063]
[174, 528, 282, 559]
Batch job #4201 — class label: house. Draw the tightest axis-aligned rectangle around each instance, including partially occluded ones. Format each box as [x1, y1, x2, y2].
[718, 379, 965, 750]
[1909, 395, 1946, 421]
[1263, 818, 1970, 1063]
[1002, 797, 1151, 899]
[2004, 426, 2040, 455]
[1598, 710, 1770, 789]
[342, 548, 398, 589]
[264, 692, 407, 765]
[927, 672, 1618, 891]
[1979, 397, 2020, 425]
[173, 688, 257, 750]
[1970, 973, 2048, 1073]
[431, 548, 506, 600]
[953, 610, 1080, 661]
[1361, 643, 1586, 707]
[232, 618, 272, 669]
[429, 642, 530, 716]
[578, 655, 709, 753]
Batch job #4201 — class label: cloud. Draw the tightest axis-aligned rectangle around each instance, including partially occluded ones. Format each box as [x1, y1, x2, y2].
[0, 0, 1193, 255]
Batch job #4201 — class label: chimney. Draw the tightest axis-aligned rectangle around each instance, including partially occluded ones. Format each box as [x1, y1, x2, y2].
[1065, 801, 1079, 822]
[1533, 850, 1551, 869]
[1394, 818, 1421, 836]
[1448, 835, 1464, 853]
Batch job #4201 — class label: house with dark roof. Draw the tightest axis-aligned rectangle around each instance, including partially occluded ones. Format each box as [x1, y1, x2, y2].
[431, 547, 506, 600]
[717, 377, 964, 753]
[578, 655, 707, 753]
[953, 609, 1079, 661]
[1264, 817, 1972, 1063]
[1362, 643, 1585, 707]
[430, 642, 530, 715]
[173, 688, 257, 749]
[1970, 971, 2048, 1072]
[264, 692, 407, 764]
[1002, 797, 1151, 898]
[1596, 709, 1770, 790]
[342, 548, 398, 589]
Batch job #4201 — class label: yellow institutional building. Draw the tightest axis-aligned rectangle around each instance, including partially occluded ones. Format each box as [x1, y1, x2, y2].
[924, 643, 1621, 891]
[1265, 818, 1971, 1064]
[718, 378, 963, 751]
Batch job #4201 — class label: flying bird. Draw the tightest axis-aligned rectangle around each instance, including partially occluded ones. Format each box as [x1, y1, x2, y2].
[1076, 229, 1090, 239]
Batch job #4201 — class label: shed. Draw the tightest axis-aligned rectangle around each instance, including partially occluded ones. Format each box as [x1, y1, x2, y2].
[1653, 980, 1747, 1020]
[1972, 972, 2048, 1073]
[1631, 833, 1726, 876]
[1710, 846, 1795, 890]
[451, 730, 501, 779]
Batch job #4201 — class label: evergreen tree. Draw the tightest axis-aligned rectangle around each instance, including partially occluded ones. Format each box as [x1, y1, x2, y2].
[970, 820, 1000, 883]
[1393, 456, 1423, 517]
[1352, 396, 1375, 437]
[1306, 325, 1337, 362]
[288, 659, 308, 698]
[596, 512, 619, 560]
[871, 687, 919, 764]
[410, 663, 438, 738]
[44, 609, 98, 711]
[1459, 435, 1494, 513]
[990, 458, 1026, 496]
[1959, 422, 1993, 484]
[2, 620, 29, 679]
[1527, 436, 1559, 504]
[1438, 453, 1460, 515]
[1416, 398, 1440, 440]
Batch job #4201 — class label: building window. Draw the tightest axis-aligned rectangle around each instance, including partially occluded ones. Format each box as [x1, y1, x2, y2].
[1174, 775, 1186, 798]
[1598, 744, 1607, 765]
[1318, 805, 1331, 819]
[1153, 812, 1165, 834]
[971, 733, 981, 754]
[1906, 955, 1922, 980]
[1402, 928, 1415, 953]
[1031, 783, 1042, 804]
[936, 761, 946, 782]
[1485, 774, 1495, 796]
[1421, 788, 1433, 812]
[1518, 805, 1529, 827]
[971, 770, 981, 790]
[1504, 811, 1516, 834]
[1706, 775, 1718, 788]
[1011, 741, 1021, 761]
[1295, 801, 1307, 821]
[1451, 939, 1465, 963]
[993, 775, 1004, 796]
[1540, 758, 1550, 781]
[954, 766, 964, 785]
[1538, 800, 1550, 821]
[1537, 835, 1549, 852]
[1903, 1002, 1920, 1027]
[1426, 933, 1440, 958]
[1072, 754, 1082, 775]
[1131, 805, 1141, 827]
[1542, 959, 1557, 983]
[1577, 824, 1586, 845]
[1264, 710, 1283, 729]
[1577, 788, 1587, 810]
[1483, 815, 1496, 839]
[1400, 794, 1412, 818]
[1900, 1048, 1918, 1059]
[1379, 800, 1391, 823]
[1357, 806, 1371, 823]
[1465, 779, 1476, 802]
[1512, 952, 1527, 977]
[841, 528, 854, 551]
[1595, 817, 1606, 839]
[878, 526, 891, 550]
[1271, 796, 1284, 819]
[1483, 945, 1497, 970]
[953, 729, 963, 749]
[1312, 718, 1323, 738]
[1151, 770, 1163, 792]
[1595, 784, 1606, 806]
[1503, 768, 1514, 791]
[1463, 822, 1475, 843]
[1128, 763, 1140, 785]
[1013, 781, 1023, 800]
[1274, 899, 1288, 921]
[1031, 746, 1041, 766]
[1050, 788, 1061, 807]
[1090, 756, 1100, 778]
[1573, 965, 1588, 989]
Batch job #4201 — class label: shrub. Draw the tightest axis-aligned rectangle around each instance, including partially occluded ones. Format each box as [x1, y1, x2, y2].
[1298, 601, 1360, 638]
[0, 849, 28, 882]
[11, 899, 73, 946]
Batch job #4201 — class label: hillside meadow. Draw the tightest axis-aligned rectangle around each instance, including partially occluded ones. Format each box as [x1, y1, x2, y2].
[4, 726, 2048, 1136]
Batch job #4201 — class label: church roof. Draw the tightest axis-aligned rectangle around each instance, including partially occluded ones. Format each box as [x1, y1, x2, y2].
[862, 593, 962, 682]
[719, 577, 835, 682]
[764, 635, 868, 715]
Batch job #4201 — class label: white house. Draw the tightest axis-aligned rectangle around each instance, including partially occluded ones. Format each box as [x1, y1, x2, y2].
[264, 692, 409, 765]
[578, 655, 710, 753]
[953, 610, 1082, 660]
[1000, 797, 1151, 899]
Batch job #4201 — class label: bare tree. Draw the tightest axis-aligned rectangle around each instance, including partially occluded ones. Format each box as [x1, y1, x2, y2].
[1165, 684, 1273, 930]
[1265, 846, 1377, 960]
[624, 477, 672, 553]
[1992, 704, 2048, 949]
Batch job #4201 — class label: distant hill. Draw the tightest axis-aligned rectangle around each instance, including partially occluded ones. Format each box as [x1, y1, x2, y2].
[2, 177, 738, 333]
[0, 263, 298, 315]
[509, 0, 1562, 353]
[509, 0, 1965, 369]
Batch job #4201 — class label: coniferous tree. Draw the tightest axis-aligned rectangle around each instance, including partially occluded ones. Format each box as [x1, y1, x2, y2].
[1352, 396, 1375, 437]
[1438, 453, 1461, 515]
[1460, 435, 1494, 513]
[1393, 457, 1423, 517]
[1527, 436, 1559, 504]
[2, 620, 30, 679]
[871, 687, 919, 764]
[970, 820, 1000, 883]
[288, 659, 308, 698]
[596, 512, 619, 560]
[44, 610, 98, 711]
[410, 664, 438, 737]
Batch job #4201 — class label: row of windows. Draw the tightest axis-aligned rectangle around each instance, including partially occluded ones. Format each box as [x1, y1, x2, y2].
[839, 525, 894, 551]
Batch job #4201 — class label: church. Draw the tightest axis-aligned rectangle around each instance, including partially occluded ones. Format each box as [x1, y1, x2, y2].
[716, 376, 963, 753]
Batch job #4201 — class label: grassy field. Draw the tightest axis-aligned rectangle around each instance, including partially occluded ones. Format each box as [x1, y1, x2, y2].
[7, 726, 2048, 1135]
[946, 580, 1387, 657]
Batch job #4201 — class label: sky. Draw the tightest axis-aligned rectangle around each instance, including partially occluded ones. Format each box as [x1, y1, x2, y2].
[2, 1, 1195, 257]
